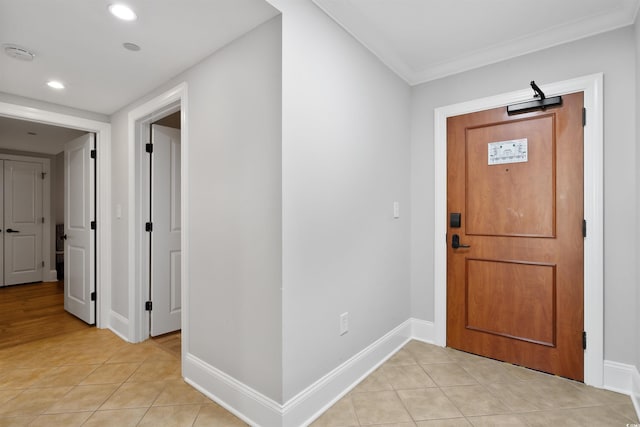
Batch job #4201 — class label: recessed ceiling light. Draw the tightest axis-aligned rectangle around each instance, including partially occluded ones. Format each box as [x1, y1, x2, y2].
[123, 42, 141, 51]
[47, 80, 65, 89]
[109, 4, 137, 21]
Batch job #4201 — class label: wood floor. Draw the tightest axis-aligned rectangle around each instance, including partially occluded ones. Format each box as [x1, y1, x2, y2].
[0, 281, 89, 350]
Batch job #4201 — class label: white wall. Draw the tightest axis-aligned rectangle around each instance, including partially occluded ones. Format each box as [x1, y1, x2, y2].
[266, 0, 412, 401]
[411, 27, 637, 365]
[54, 152, 64, 225]
[109, 16, 283, 402]
[635, 13, 640, 374]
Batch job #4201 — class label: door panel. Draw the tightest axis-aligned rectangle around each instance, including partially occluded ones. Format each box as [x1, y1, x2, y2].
[4, 160, 43, 285]
[64, 133, 95, 324]
[447, 92, 584, 381]
[150, 124, 181, 336]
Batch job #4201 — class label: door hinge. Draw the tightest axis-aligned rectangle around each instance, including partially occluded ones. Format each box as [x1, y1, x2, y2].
[41, 172, 46, 180]
[582, 331, 587, 350]
[582, 219, 587, 238]
[41, 217, 45, 224]
[90, 149, 97, 159]
[91, 292, 96, 301]
[145, 143, 153, 153]
[145, 301, 153, 311]
[41, 261, 45, 267]
[91, 221, 96, 230]
[145, 222, 153, 232]
[582, 108, 586, 127]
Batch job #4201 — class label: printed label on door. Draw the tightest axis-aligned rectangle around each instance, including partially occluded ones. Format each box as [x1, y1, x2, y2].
[488, 138, 528, 165]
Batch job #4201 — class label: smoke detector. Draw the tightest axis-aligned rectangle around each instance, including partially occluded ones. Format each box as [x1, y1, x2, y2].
[3, 44, 35, 61]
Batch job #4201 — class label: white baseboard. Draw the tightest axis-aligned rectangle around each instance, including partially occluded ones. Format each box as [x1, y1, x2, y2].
[108, 310, 131, 342]
[632, 367, 640, 422]
[46, 269, 58, 282]
[603, 360, 635, 395]
[184, 318, 415, 427]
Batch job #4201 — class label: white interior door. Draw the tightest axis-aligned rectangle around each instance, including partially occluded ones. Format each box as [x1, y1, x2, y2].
[4, 160, 43, 286]
[64, 133, 95, 324]
[150, 124, 181, 336]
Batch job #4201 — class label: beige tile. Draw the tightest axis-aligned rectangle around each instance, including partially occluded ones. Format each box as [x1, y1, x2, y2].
[467, 414, 528, 426]
[193, 403, 248, 426]
[420, 364, 478, 387]
[80, 363, 140, 385]
[365, 423, 416, 427]
[610, 403, 640, 423]
[352, 368, 393, 393]
[31, 364, 99, 387]
[570, 382, 633, 405]
[82, 408, 148, 427]
[459, 360, 518, 384]
[126, 360, 181, 382]
[385, 349, 418, 367]
[442, 385, 509, 417]
[137, 404, 200, 426]
[351, 390, 412, 425]
[0, 415, 36, 426]
[0, 386, 72, 417]
[404, 341, 453, 364]
[0, 389, 22, 405]
[100, 381, 166, 409]
[443, 348, 486, 363]
[106, 343, 162, 364]
[500, 364, 551, 382]
[153, 380, 208, 406]
[520, 406, 635, 426]
[45, 384, 118, 413]
[485, 381, 541, 412]
[0, 368, 54, 389]
[396, 388, 462, 421]
[416, 419, 471, 427]
[28, 411, 92, 427]
[525, 377, 602, 409]
[311, 398, 359, 427]
[382, 365, 437, 390]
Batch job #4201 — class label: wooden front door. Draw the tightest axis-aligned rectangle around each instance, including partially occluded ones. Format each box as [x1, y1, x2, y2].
[446, 92, 584, 381]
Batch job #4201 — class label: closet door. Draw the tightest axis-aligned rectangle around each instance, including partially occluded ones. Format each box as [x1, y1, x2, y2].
[4, 160, 43, 286]
[0, 161, 3, 286]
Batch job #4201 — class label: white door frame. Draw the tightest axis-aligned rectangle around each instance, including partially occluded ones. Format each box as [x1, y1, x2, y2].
[127, 83, 188, 344]
[0, 102, 112, 328]
[0, 154, 51, 285]
[433, 73, 604, 387]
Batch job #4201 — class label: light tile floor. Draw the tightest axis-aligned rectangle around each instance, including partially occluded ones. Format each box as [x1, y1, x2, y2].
[0, 328, 637, 426]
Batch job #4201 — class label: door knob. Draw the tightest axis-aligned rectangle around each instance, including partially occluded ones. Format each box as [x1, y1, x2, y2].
[5, 229, 19, 233]
[451, 234, 470, 249]
[62, 234, 68, 240]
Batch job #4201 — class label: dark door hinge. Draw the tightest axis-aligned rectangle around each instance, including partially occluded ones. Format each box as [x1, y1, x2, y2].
[582, 219, 587, 238]
[145, 222, 153, 232]
[582, 331, 587, 350]
[41, 217, 45, 224]
[91, 221, 96, 230]
[91, 292, 96, 301]
[145, 143, 153, 153]
[145, 301, 152, 311]
[582, 108, 586, 127]
[90, 149, 97, 159]
[41, 261, 45, 267]
[41, 172, 46, 180]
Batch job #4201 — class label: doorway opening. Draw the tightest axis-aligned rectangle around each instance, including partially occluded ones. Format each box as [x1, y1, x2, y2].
[433, 73, 604, 387]
[0, 100, 112, 331]
[0, 116, 100, 347]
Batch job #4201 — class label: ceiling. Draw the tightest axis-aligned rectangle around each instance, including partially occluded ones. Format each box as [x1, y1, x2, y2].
[0, 0, 638, 150]
[312, 0, 640, 84]
[0, 116, 85, 155]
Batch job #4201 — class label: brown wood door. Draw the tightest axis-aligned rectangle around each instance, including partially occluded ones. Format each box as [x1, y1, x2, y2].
[446, 92, 584, 381]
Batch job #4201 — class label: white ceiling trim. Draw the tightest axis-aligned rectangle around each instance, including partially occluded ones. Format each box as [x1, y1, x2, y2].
[312, 0, 640, 86]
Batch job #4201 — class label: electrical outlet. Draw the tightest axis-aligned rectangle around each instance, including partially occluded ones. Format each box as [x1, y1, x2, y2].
[339, 312, 349, 336]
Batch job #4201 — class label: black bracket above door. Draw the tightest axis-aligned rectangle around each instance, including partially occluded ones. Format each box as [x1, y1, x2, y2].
[507, 81, 563, 115]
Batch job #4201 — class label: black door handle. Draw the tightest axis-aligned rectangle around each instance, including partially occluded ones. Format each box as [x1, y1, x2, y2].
[451, 234, 470, 249]
[6, 229, 19, 233]
[62, 234, 68, 240]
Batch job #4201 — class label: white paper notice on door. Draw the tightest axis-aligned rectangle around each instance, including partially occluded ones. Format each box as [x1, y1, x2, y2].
[488, 138, 528, 165]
